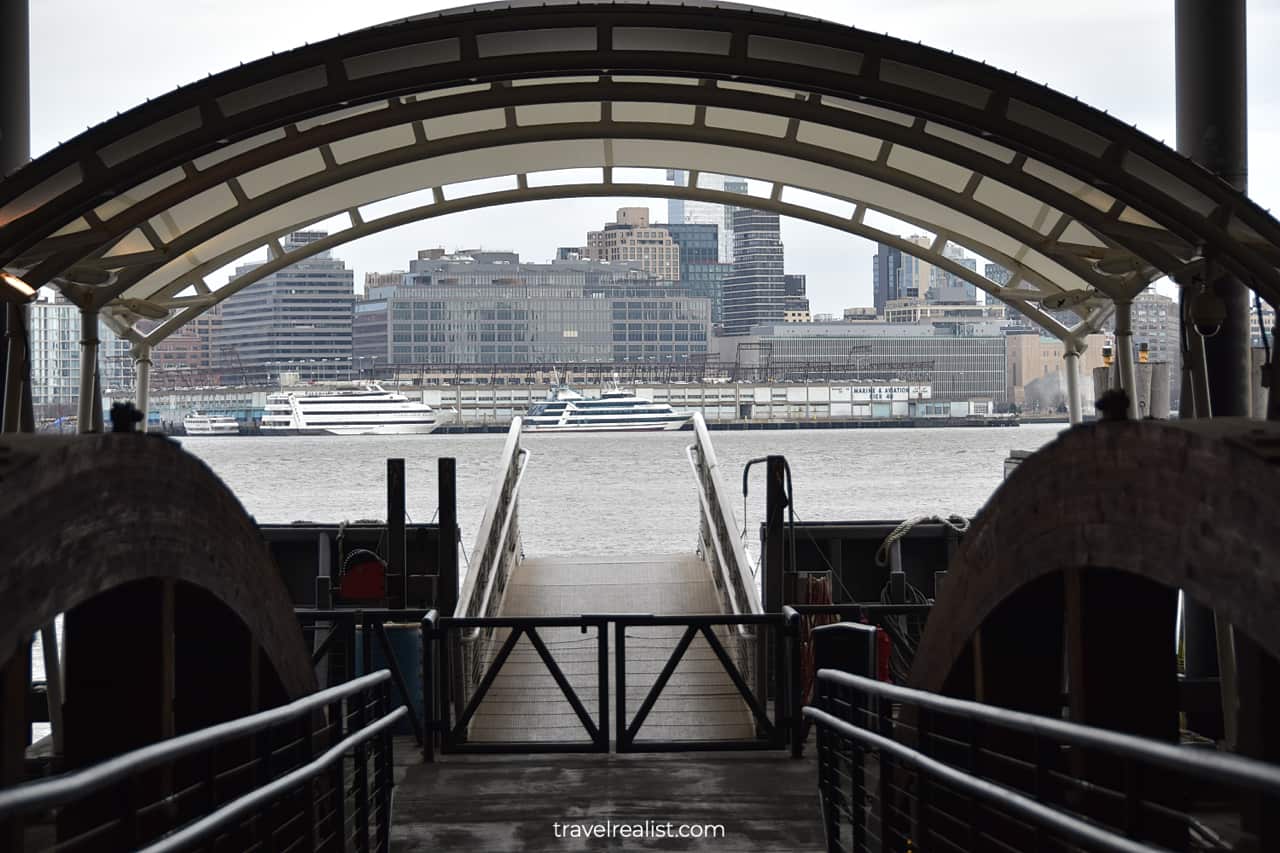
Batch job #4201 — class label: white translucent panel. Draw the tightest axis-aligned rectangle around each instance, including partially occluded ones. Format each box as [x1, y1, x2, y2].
[609, 166, 675, 184]
[443, 176, 519, 201]
[796, 123, 880, 160]
[515, 102, 602, 126]
[423, 109, 507, 139]
[129, 141, 610, 297]
[610, 75, 700, 86]
[822, 97, 915, 127]
[296, 101, 389, 133]
[747, 35, 862, 76]
[973, 177, 1063, 235]
[1058, 220, 1109, 249]
[526, 167, 604, 188]
[343, 39, 460, 80]
[887, 145, 972, 193]
[880, 61, 989, 109]
[359, 187, 437, 222]
[1022, 158, 1116, 212]
[477, 27, 596, 58]
[1122, 152, 1217, 216]
[1007, 99, 1109, 157]
[1118, 206, 1164, 228]
[0, 164, 81, 228]
[612, 102, 696, 124]
[99, 108, 202, 168]
[781, 186, 856, 220]
[614, 27, 730, 54]
[298, 211, 352, 235]
[330, 124, 418, 164]
[862, 209, 931, 240]
[94, 168, 186, 221]
[924, 122, 1015, 164]
[406, 83, 491, 101]
[512, 75, 601, 87]
[217, 66, 327, 117]
[1228, 217, 1267, 244]
[51, 217, 91, 237]
[716, 80, 804, 100]
[239, 149, 327, 199]
[704, 107, 788, 138]
[193, 129, 287, 170]
[102, 228, 154, 259]
[148, 184, 237, 244]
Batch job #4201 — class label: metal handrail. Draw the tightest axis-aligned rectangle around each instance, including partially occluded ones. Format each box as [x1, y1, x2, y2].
[139, 706, 408, 853]
[685, 412, 762, 616]
[455, 416, 527, 628]
[0, 669, 393, 818]
[816, 669, 1280, 795]
[803, 705, 1165, 853]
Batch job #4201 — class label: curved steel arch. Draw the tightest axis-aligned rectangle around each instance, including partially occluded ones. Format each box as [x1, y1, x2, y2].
[2, 1, 1277, 332]
[133, 181, 1085, 353]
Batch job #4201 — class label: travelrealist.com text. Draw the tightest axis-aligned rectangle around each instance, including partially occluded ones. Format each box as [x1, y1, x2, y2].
[552, 820, 726, 840]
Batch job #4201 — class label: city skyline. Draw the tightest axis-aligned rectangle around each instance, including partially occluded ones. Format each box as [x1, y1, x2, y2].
[24, 1, 1279, 321]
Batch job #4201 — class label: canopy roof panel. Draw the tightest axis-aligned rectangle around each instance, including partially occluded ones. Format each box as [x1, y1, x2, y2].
[1, 1, 1276, 344]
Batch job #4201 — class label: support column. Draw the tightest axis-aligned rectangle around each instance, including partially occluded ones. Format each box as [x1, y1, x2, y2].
[2, 304, 25, 432]
[134, 344, 152, 432]
[1114, 299, 1140, 420]
[1177, 0, 1251, 417]
[0, 0, 29, 178]
[77, 308, 99, 433]
[1063, 343, 1082, 425]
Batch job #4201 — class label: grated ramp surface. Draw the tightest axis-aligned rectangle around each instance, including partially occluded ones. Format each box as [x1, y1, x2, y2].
[467, 554, 758, 744]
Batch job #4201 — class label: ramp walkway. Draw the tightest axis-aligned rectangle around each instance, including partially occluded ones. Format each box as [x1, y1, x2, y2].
[441, 414, 775, 753]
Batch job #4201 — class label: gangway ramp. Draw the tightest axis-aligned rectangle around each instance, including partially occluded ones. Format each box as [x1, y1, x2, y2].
[444, 415, 775, 752]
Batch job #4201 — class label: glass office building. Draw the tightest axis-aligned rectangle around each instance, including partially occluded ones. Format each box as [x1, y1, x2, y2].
[665, 222, 731, 325]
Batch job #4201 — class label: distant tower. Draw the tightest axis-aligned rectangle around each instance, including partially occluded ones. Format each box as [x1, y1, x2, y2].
[666, 169, 740, 264]
[722, 206, 785, 335]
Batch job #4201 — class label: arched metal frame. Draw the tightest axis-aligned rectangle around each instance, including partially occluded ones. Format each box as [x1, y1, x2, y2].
[1, 1, 1277, 351]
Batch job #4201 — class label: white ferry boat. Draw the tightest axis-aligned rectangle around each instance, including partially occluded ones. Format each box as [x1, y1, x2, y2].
[261, 383, 439, 436]
[523, 382, 693, 433]
[183, 412, 241, 435]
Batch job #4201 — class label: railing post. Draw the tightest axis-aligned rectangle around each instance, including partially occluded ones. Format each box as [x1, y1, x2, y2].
[330, 698, 347, 851]
[596, 618, 610, 753]
[437, 458, 458, 615]
[615, 621, 628, 751]
[787, 608, 803, 758]
[376, 681, 392, 852]
[354, 685, 371, 853]
[422, 611, 437, 763]
[387, 459, 406, 609]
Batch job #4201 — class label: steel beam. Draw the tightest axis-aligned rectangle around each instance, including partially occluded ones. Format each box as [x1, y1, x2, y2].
[1063, 344, 1082, 424]
[77, 308, 98, 433]
[133, 344, 151, 432]
[1114, 298, 1140, 420]
[1177, 0, 1252, 418]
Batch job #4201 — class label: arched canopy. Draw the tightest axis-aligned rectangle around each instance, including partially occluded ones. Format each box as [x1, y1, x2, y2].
[2, 1, 1278, 346]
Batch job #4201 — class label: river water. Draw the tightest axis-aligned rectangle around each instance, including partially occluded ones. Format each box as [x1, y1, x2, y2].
[176, 423, 1066, 559]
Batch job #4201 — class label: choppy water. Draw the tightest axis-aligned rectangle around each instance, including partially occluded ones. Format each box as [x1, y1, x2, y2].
[174, 424, 1066, 559]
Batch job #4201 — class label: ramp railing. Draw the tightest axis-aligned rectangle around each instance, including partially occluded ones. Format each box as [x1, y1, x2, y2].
[685, 413, 767, 713]
[0, 671, 404, 853]
[452, 417, 529, 733]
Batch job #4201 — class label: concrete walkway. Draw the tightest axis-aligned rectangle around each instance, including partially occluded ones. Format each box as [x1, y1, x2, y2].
[468, 555, 757, 745]
[391, 748, 824, 852]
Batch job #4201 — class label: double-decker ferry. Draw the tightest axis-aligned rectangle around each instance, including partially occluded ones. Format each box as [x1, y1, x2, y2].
[523, 382, 693, 433]
[182, 412, 241, 435]
[261, 384, 439, 435]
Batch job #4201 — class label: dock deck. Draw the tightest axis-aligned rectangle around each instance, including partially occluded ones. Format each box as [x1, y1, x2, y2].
[469, 554, 756, 744]
[391, 743, 823, 852]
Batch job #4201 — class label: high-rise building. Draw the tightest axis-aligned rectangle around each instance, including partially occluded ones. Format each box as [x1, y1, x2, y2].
[929, 244, 978, 304]
[784, 274, 810, 316]
[872, 244, 904, 316]
[352, 252, 711, 365]
[28, 292, 133, 419]
[666, 170, 738, 263]
[1252, 298, 1276, 348]
[149, 303, 223, 387]
[1130, 290, 1181, 405]
[666, 222, 732, 325]
[364, 270, 405, 296]
[215, 230, 355, 383]
[722, 206, 785, 336]
[586, 207, 681, 281]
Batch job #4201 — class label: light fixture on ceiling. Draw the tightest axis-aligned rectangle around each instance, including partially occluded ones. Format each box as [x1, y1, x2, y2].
[0, 272, 37, 303]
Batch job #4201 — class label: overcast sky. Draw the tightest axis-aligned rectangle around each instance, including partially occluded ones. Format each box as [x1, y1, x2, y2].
[27, 1, 1280, 313]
